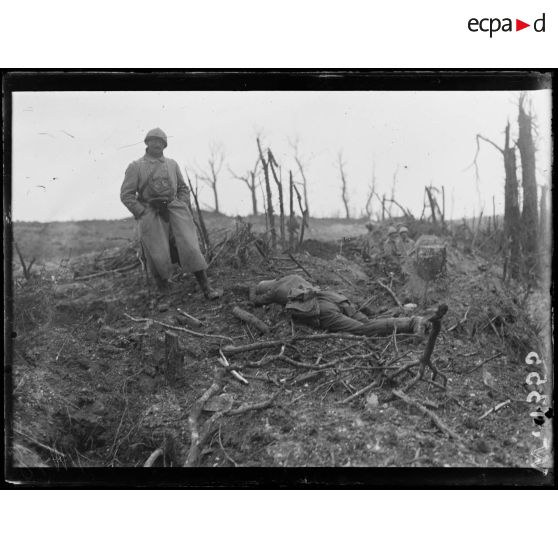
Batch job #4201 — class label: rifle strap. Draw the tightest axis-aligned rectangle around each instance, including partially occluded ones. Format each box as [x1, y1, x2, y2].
[138, 164, 159, 203]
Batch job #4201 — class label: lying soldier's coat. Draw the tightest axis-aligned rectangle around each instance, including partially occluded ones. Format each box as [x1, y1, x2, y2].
[253, 274, 425, 336]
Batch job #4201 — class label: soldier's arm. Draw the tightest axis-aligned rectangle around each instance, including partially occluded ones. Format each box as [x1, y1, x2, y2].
[120, 162, 146, 219]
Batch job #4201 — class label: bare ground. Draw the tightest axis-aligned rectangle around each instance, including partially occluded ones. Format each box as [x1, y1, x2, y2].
[7, 214, 551, 472]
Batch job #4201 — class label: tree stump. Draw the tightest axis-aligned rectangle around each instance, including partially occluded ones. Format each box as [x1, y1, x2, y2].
[164, 331, 184, 385]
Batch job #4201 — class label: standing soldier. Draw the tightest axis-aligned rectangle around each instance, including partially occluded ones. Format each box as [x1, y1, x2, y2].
[120, 128, 221, 299]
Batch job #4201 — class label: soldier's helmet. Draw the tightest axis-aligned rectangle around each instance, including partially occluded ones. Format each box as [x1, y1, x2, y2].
[144, 128, 168, 148]
[399, 226, 409, 234]
[387, 225, 398, 235]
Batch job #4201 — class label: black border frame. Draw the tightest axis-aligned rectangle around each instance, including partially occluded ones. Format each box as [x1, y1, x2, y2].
[2, 70, 555, 488]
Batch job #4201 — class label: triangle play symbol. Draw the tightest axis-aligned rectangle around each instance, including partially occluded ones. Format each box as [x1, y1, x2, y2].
[516, 19, 530, 31]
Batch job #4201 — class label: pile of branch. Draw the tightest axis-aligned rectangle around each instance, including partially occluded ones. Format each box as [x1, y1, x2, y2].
[71, 242, 140, 278]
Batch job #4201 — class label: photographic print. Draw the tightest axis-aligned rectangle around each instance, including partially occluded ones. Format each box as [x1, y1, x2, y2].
[4, 71, 553, 485]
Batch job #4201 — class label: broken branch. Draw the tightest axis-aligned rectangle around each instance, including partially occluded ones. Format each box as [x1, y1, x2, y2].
[392, 389, 467, 447]
[232, 306, 270, 335]
[376, 280, 402, 308]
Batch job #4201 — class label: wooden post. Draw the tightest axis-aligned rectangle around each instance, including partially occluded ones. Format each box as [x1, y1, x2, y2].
[164, 331, 184, 384]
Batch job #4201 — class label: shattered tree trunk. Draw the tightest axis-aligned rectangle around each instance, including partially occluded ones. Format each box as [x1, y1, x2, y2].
[503, 123, 521, 280]
[294, 155, 311, 219]
[338, 152, 350, 219]
[475, 124, 521, 280]
[257, 139, 277, 251]
[268, 149, 285, 247]
[517, 94, 539, 280]
[289, 170, 295, 251]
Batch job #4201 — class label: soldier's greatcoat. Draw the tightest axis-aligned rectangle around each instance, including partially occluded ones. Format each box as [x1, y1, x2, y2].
[120, 152, 207, 280]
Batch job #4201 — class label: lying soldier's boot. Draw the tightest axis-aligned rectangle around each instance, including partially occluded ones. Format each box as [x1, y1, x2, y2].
[194, 270, 222, 300]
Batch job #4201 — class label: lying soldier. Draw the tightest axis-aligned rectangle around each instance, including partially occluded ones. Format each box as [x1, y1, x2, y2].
[251, 274, 427, 336]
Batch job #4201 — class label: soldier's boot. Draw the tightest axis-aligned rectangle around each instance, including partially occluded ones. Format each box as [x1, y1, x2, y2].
[194, 270, 221, 300]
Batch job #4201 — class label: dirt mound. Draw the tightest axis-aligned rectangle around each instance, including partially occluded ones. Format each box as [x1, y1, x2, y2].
[300, 239, 339, 260]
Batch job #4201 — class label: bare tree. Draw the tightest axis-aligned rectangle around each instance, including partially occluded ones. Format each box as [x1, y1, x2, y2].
[268, 148, 285, 246]
[229, 158, 260, 215]
[337, 151, 350, 219]
[198, 143, 225, 213]
[517, 93, 538, 278]
[473, 122, 521, 280]
[256, 137, 276, 250]
[289, 136, 311, 218]
[364, 163, 376, 219]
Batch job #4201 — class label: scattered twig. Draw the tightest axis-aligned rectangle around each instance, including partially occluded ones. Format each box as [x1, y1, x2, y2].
[462, 352, 504, 375]
[176, 308, 203, 328]
[14, 241, 36, 280]
[218, 425, 238, 467]
[143, 448, 164, 467]
[447, 307, 470, 332]
[228, 393, 278, 415]
[124, 313, 233, 342]
[185, 369, 225, 467]
[331, 268, 353, 286]
[13, 428, 67, 459]
[74, 262, 139, 281]
[376, 280, 402, 308]
[392, 390, 467, 447]
[218, 350, 249, 385]
[287, 253, 314, 281]
[478, 399, 511, 420]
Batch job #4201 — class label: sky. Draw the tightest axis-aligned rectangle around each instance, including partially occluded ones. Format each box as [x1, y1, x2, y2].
[11, 89, 552, 222]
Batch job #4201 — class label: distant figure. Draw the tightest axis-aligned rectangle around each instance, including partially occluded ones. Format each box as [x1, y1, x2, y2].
[398, 225, 415, 256]
[120, 128, 220, 299]
[383, 225, 402, 258]
[363, 220, 381, 261]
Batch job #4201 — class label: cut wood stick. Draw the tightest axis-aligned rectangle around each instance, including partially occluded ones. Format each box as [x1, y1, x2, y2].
[376, 280, 402, 307]
[74, 262, 139, 281]
[143, 448, 164, 467]
[392, 389, 467, 446]
[124, 313, 233, 342]
[176, 308, 203, 328]
[232, 306, 270, 335]
[218, 350, 249, 385]
[478, 399, 511, 420]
